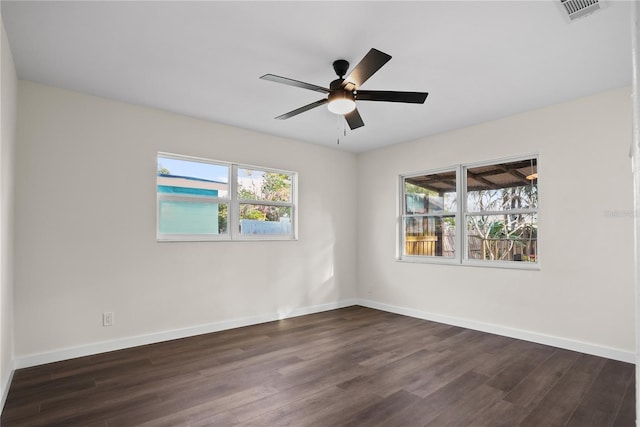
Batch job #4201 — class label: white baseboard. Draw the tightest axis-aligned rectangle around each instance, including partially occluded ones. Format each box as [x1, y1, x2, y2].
[357, 299, 636, 364]
[0, 360, 15, 412]
[11, 297, 635, 370]
[13, 299, 358, 370]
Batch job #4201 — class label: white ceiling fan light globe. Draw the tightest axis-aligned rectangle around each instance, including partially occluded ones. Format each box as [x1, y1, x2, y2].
[327, 91, 356, 115]
[328, 99, 356, 115]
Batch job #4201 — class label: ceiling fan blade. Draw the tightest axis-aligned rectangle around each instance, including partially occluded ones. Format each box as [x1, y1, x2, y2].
[275, 99, 328, 120]
[356, 90, 428, 104]
[260, 74, 330, 94]
[344, 108, 365, 130]
[343, 48, 392, 88]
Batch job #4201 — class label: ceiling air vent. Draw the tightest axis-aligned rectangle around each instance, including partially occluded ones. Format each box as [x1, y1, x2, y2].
[560, 0, 600, 21]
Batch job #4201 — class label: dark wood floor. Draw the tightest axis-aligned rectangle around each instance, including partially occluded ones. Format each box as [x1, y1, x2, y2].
[1, 306, 635, 426]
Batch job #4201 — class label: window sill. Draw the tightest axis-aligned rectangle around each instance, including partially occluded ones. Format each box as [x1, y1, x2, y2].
[397, 256, 540, 271]
[157, 235, 297, 242]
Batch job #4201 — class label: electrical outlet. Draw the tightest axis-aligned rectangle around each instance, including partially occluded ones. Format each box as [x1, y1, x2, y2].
[103, 312, 114, 327]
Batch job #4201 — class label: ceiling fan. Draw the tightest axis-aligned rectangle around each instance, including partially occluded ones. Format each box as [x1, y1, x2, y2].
[260, 48, 429, 130]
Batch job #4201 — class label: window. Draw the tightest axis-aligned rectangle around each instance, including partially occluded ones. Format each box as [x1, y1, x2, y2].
[237, 168, 293, 237]
[401, 156, 538, 268]
[157, 153, 296, 241]
[464, 159, 538, 264]
[403, 169, 458, 259]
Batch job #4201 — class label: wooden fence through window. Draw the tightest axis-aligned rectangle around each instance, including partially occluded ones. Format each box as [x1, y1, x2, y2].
[405, 234, 536, 262]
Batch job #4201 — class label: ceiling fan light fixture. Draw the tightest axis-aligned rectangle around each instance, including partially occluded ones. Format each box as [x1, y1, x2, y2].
[261, 48, 427, 130]
[327, 91, 356, 115]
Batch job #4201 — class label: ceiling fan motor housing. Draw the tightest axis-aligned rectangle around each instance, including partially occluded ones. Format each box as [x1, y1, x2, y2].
[330, 78, 347, 91]
[332, 59, 350, 78]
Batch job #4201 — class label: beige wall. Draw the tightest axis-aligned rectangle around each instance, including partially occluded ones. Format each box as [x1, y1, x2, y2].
[357, 87, 635, 359]
[0, 16, 17, 401]
[14, 81, 357, 359]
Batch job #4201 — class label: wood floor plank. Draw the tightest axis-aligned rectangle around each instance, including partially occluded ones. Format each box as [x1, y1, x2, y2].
[120, 385, 277, 427]
[566, 359, 635, 427]
[465, 399, 529, 427]
[407, 347, 495, 398]
[469, 332, 517, 355]
[518, 353, 606, 427]
[240, 386, 355, 426]
[5, 373, 97, 407]
[382, 370, 491, 426]
[472, 338, 541, 377]
[425, 383, 506, 426]
[304, 390, 386, 427]
[423, 327, 487, 353]
[504, 348, 580, 408]
[22, 392, 161, 426]
[485, 342, 556, 393]
[337, 389, 423, 427]
[1, 306, 634, 426]
[613, 375, 636, 427]
[37, 367, 205, 418]
[336, 349, 453, 398]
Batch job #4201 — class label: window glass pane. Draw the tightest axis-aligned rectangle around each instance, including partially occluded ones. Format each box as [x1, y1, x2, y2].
[404, 216, 456, 258]
[466, 213, 537, 262]
[238, 169, 292, 202]
[158, 156, 229, 198]
[159, 200, 228, 235]
[239, 204, 292, 235]
[404, 171, 457, 214]
[466, 158, 537, 213]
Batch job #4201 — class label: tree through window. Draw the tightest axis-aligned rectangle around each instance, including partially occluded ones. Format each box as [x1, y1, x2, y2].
[465, 158, 538, 263]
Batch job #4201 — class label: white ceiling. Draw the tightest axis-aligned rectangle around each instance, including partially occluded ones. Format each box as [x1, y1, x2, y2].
[1, 1, 633, 152]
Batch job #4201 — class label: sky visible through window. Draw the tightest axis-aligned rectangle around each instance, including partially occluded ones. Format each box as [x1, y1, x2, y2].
[158, 156, 278, 200]
[158, 156, 228, 183]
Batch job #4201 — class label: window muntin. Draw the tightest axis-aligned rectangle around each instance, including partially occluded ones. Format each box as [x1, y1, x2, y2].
[157, 154, 296, 241]
[400, 156, 538, 268]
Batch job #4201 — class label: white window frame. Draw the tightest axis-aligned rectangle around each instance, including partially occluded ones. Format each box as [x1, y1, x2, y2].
[399, 154, 539, 270]
[232, 164, 297, 241]
[400, 166, 461, 265]
[157, 152, 297, 242]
